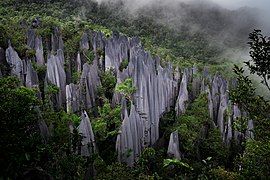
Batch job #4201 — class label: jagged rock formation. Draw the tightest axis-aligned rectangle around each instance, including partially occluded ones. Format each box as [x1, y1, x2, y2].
[46, 50, 66, 108]
[167, 131, 181, 160]
[66, 83, 80, 113]
[25, 60, 39, 88]
[27, 29, 45, 65]
[78, 111, 96, 156]
[51, 27, 64, 52]
[92, 31, 105, 54]
[105, 33, 129, 70]
[5, 44, 23, 80]
[80, 32, 90, 51]
[175, 69, 189, 115]
[2, 29, 255, 167]
[116, 105, 144, 166]
[35, 35, 45, 65]
[79, 59, 101, 110]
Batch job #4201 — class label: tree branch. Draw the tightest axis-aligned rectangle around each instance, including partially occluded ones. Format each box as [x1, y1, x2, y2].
[263, 75, 270, 92]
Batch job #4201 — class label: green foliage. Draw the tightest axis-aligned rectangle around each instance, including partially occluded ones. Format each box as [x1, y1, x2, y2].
[83, 49, 95, 64]
[25, 48, 36, 58]
[0, 77, 40, 178]
[115, 78, 136, 101]
[230, 65, 270, 141]
[174, 93, 210, 154]
[92, 100, 121, 141]
[45, 84, 60, 96]
[99, 69, 117, 100]
[199, 128, 229, 166]
[163, 159, 193, 171]
[209, 167, 241, 180]
[71, 71, 81, 84]
[230, 30, 270, 178]
[246, 29, 270, 91]
[240, 140, 270, 178]
[119, 58, 129, 71]
[91, 100, 121, 163]
[96, 162, 135, 179]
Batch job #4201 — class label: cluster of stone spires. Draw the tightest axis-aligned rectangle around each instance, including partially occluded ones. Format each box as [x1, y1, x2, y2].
[0, 27, 254, 166]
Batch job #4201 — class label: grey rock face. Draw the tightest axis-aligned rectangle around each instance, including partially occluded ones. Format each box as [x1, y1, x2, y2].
[217, 92, 228, 137]
[246, 120, 254, 139]
[27, 29, 44, 65]
[167, 131, 181, 160]
[112, 69, 129, 106]
[25, 60, 39, 88]
[78, 111, 96, 156]
[66, 83, 80, 113]
[79, 60, 101, 110]
[80, 32, 90, 50]
[46, 50, 66, 107]
[92, 31, 105, 54]
[38, 119, 50, 143]
[233, 104, 242, 140]
[76, 52, 82, 73]
[51, 27, 64, 52]
[175, 69, 189, 115]
[35, 35, 44, 65]
[5, 45, 23, 80]
[27, 29, 36, 49]
[111, 34, 179, 165]
[191, 66, 201, 99]
[116, 105, 144, 166]
[105, 34, 129, 70]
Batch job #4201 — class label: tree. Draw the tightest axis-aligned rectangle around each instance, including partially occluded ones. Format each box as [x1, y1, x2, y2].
[0, 77, 41, 178]
[230, 30, 270, 178]
[246, 29, 270, 92]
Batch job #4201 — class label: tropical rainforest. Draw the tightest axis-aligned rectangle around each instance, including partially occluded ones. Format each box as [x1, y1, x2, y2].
[0, 0, 269, 179]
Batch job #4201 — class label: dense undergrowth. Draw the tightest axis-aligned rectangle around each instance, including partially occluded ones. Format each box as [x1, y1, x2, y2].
[0, 0, 270, 179]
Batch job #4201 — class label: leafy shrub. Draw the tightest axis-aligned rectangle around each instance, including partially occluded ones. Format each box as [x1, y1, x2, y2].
[99, 69, 117, 100]
[115, 78, 136, 101]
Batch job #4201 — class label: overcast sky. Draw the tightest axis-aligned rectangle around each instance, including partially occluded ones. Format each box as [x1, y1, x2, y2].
[213, 0, 269, 10]
[97, 0, 269, 11]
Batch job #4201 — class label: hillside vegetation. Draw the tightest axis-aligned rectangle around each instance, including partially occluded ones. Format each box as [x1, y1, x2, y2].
[0, 0, 269, 179]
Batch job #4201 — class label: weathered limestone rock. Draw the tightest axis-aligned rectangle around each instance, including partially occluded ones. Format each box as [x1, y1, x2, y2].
[167, 131, 181, 160]
[111, 35, 179, 166]
[27, 29, 36, 49]
[66, 83, 80, 113]
[211, 74, 221, 122]
[38, 119, 50, 143]
[80, 60, 101, 110]
[46, 50, 66, 107]
[80, 32, 90, 50]
[78, 111, 96, 156]
[25, 60, 39, 88]
[191, 66, 201, 99]
[217, 91, 228, 138]
[204, 85, 214, 122]
[175, 69, 189, 115]
[35, 35, 44, 65]
[246, 120, 254, 139]
[76, 52, 82, 73]
[112, 69, 129, 106]
[51, 27, 64, 52]
[5, 44, 23, 80]
[92, 31, 105, 53]
[105, 33, 129, 70]
[116, 105, 144, 166]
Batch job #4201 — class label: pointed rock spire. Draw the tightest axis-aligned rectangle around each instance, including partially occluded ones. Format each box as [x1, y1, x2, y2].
[167, 131, 181, 160]
[175, 69, 189, 115]
[78, 111, 96, 156]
